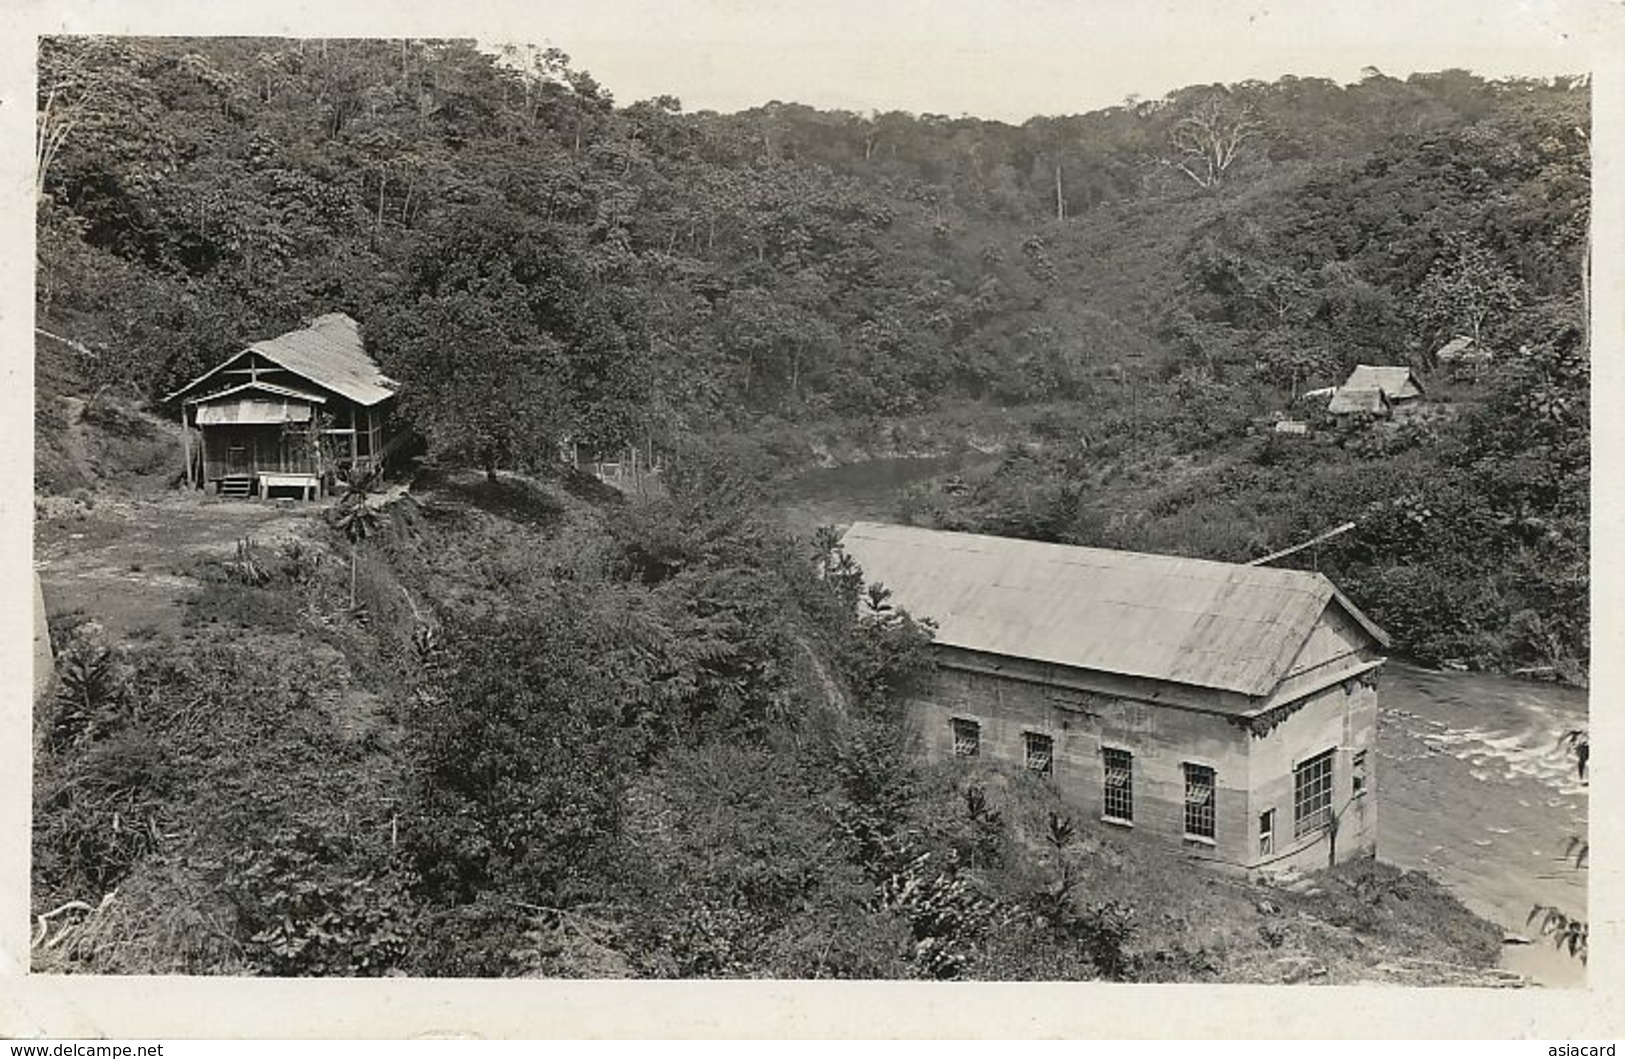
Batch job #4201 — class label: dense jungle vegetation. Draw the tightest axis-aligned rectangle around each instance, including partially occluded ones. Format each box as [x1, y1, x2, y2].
[32, 36, 1584, 977]
[36, 37, 1590, 675]
[33, 464, 1506, 980]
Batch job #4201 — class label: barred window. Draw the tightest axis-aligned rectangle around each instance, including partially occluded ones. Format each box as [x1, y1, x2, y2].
[951, 718, 980, 758]
[1259, 809, 1275, 857]
[1102, 747, 1133, 822]
[1183, 763, 1216, 840]
[1024, 732, 1053, 778]
[1293, 749, 1336, 838]
[1352, 749, 1368, 796]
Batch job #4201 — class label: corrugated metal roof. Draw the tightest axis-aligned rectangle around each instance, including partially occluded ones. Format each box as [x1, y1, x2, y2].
[1342, 364, 1424, 399]
[247, 313, 395, 406]
[838, 522, 1384, 698]
[166, 313, 395, 407]
[1326, 387, 1391, 415]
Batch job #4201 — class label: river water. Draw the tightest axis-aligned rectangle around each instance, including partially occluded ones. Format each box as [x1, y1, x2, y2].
[779, 453, 984, 537]
[783, 455, 1592, 987]
[1378, 663, 1589, 987]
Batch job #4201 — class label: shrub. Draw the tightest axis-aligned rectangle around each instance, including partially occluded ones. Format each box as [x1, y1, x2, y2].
[225, 827, 413, 976]
[276, 537, 325, 584]
[224, 539, 271, 587]
[404, 607, 635, 907]
[47, 639, 129, 751]
[185, 583, 303, 635]
[33, 780, 163, 895]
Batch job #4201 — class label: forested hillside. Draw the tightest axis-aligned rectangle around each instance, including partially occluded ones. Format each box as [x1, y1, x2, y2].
[38, 39, 1590, 677]
[38, 40, 1587, 420]
[36, 39, 1590, 677]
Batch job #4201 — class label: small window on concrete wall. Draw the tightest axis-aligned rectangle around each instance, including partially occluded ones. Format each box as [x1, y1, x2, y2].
[1024, 732, 1054, 777]
[951, 718, 980, 757]
[1293, 748, 1336, 838]
[1102, 748, 1133, 822]
[1183, 763, 1216, 840]
[1352, 749, 1368, 796]
[1259, 809, 1275, 856]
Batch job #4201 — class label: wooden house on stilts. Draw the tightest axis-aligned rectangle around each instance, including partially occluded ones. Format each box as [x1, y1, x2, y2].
[165, 313, 401, 499]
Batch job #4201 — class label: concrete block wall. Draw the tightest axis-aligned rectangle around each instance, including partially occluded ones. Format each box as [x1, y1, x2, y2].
[909, 657, 1257, 868]
[1243, 675, 1380, 872]
[908, 650, 1382, 874]
[33, 572, 54, 705]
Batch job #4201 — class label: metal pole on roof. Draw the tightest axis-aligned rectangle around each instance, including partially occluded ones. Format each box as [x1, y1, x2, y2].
[1247, 522, 1357, 567]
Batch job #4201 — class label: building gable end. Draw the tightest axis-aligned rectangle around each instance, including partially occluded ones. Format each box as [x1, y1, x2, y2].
[1254, 599, 1387, 711]
[167, 349, 347, 406]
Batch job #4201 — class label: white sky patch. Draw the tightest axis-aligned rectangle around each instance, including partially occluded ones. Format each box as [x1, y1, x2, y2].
[483, 0, 1592, 120]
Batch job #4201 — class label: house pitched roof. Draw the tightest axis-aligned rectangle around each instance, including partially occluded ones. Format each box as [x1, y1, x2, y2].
[165, 313, 396, 407]
[1326, 386, 1391, 415]
[838, 522, 1387, 699]
[1341, 364, 1424, 400]
[1436, 335, 1492, 362]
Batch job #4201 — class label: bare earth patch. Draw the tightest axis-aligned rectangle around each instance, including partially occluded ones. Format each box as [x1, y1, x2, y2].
[35, 492, 324, 641]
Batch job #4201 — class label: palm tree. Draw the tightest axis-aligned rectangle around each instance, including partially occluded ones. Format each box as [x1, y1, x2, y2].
[329, 468, 382, 610]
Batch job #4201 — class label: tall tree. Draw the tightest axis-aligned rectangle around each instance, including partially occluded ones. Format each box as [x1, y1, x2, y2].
[1416, 236, 1526, 355]
[1165, 93, 1262, 190]
[368, 202, 646, 481]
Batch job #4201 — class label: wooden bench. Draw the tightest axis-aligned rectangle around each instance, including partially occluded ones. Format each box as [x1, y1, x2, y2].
[258, 472, 321, 501]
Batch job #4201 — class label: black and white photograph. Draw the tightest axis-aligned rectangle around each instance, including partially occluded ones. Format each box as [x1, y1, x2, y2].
[5, 0, 1619, 1039]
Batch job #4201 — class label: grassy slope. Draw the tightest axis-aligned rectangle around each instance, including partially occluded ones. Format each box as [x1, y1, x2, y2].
[35, 321, 181, 497]
[911, 763, 1505, 984]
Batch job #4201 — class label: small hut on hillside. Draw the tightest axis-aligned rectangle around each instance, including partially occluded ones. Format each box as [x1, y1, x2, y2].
[164, 314, 400, 499]
[1326, 386, 1393, 419]
[1435, 335, 1494, 371]
[1327, 364, 1425, 421]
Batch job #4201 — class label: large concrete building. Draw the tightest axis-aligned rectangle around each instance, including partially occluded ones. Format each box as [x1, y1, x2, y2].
[839, 522, 1389, 873]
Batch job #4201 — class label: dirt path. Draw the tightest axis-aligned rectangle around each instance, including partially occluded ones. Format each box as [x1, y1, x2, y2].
[34, 492, 324, 640]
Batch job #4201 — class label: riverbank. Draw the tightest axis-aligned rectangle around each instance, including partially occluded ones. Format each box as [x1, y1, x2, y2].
[698, 401, 1065, 486]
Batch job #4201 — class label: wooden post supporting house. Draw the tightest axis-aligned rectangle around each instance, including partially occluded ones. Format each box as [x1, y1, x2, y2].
[180, 402, 194, 490]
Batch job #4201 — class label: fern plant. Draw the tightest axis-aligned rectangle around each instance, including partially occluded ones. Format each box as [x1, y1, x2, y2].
[49, 642, 125, 749]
